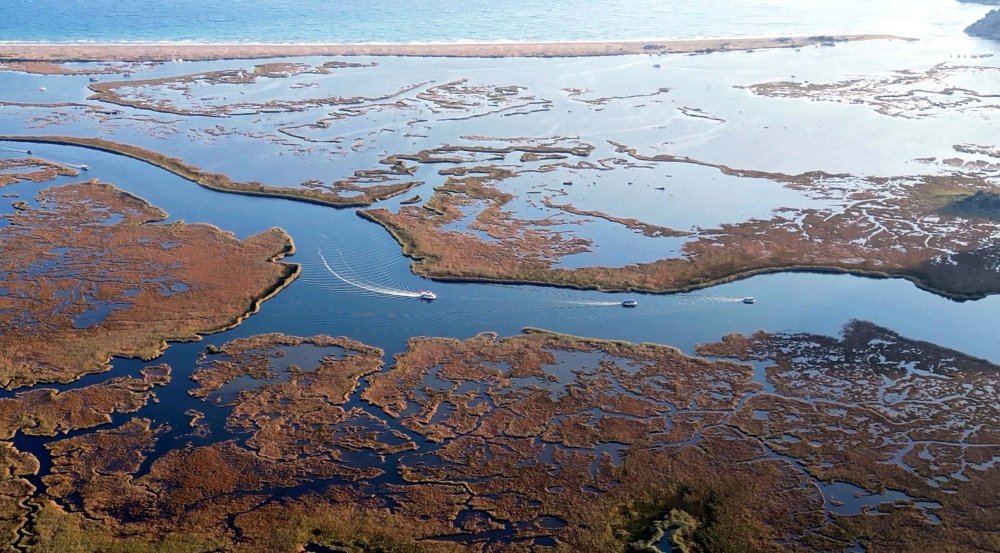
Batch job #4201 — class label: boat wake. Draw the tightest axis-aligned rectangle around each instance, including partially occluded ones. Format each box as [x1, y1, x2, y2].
[0, 142, 32, 155]
[562, 293, 749, 308]
[564, 300, 622, 307]
[318, 250, 426, 299]
[684, 295, 750, 304]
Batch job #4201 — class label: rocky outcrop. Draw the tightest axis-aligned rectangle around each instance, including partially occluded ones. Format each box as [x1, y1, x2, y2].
[966, 9, 1000, 38]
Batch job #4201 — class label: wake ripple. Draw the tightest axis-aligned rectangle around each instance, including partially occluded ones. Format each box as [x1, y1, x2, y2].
[318, 249, 426, 299]
[0, 142, 32, 154]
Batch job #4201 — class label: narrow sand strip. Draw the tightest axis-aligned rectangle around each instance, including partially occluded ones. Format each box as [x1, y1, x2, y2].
[0, 35, 907, 62]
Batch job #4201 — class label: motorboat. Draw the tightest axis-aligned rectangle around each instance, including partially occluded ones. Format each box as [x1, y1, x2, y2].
[418, 290, 437, 301]
[621, 299, 638, 308]
[79, 164, 90, 171]
[742, 297, 756, 304]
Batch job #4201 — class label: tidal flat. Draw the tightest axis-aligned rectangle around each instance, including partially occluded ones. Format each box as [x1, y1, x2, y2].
[0, 13, 998, 553]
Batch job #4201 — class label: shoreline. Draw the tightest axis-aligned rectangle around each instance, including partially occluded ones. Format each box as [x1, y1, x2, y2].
[0, 135, 417, 208]
[355, 210, 985, 303]
[0, 35, 907, 61]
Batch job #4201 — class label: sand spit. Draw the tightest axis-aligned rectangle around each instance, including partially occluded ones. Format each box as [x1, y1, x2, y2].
[0, 35, 906, 62]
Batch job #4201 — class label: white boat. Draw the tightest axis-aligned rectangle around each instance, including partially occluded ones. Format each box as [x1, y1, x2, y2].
[742, 297, 756, 304]
[39, 87, 47, 92]
[79, 165, 89, 171]
[418, 290, 436, 301]
[621, 300, 638, 308]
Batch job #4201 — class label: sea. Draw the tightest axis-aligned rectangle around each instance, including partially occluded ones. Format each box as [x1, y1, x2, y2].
[0, 0, 993, 44]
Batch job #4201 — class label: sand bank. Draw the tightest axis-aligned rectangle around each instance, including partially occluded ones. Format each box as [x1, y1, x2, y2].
[0, 35, 906, 62]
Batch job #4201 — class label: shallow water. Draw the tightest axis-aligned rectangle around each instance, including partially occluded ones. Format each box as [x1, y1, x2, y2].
[3, 33, 997, 272]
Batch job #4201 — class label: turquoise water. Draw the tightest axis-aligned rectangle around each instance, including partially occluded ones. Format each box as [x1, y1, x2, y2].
[0, 0, 991, 43]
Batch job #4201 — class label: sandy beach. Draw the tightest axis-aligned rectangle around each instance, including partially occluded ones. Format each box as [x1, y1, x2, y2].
[0, 35, 905, 62]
